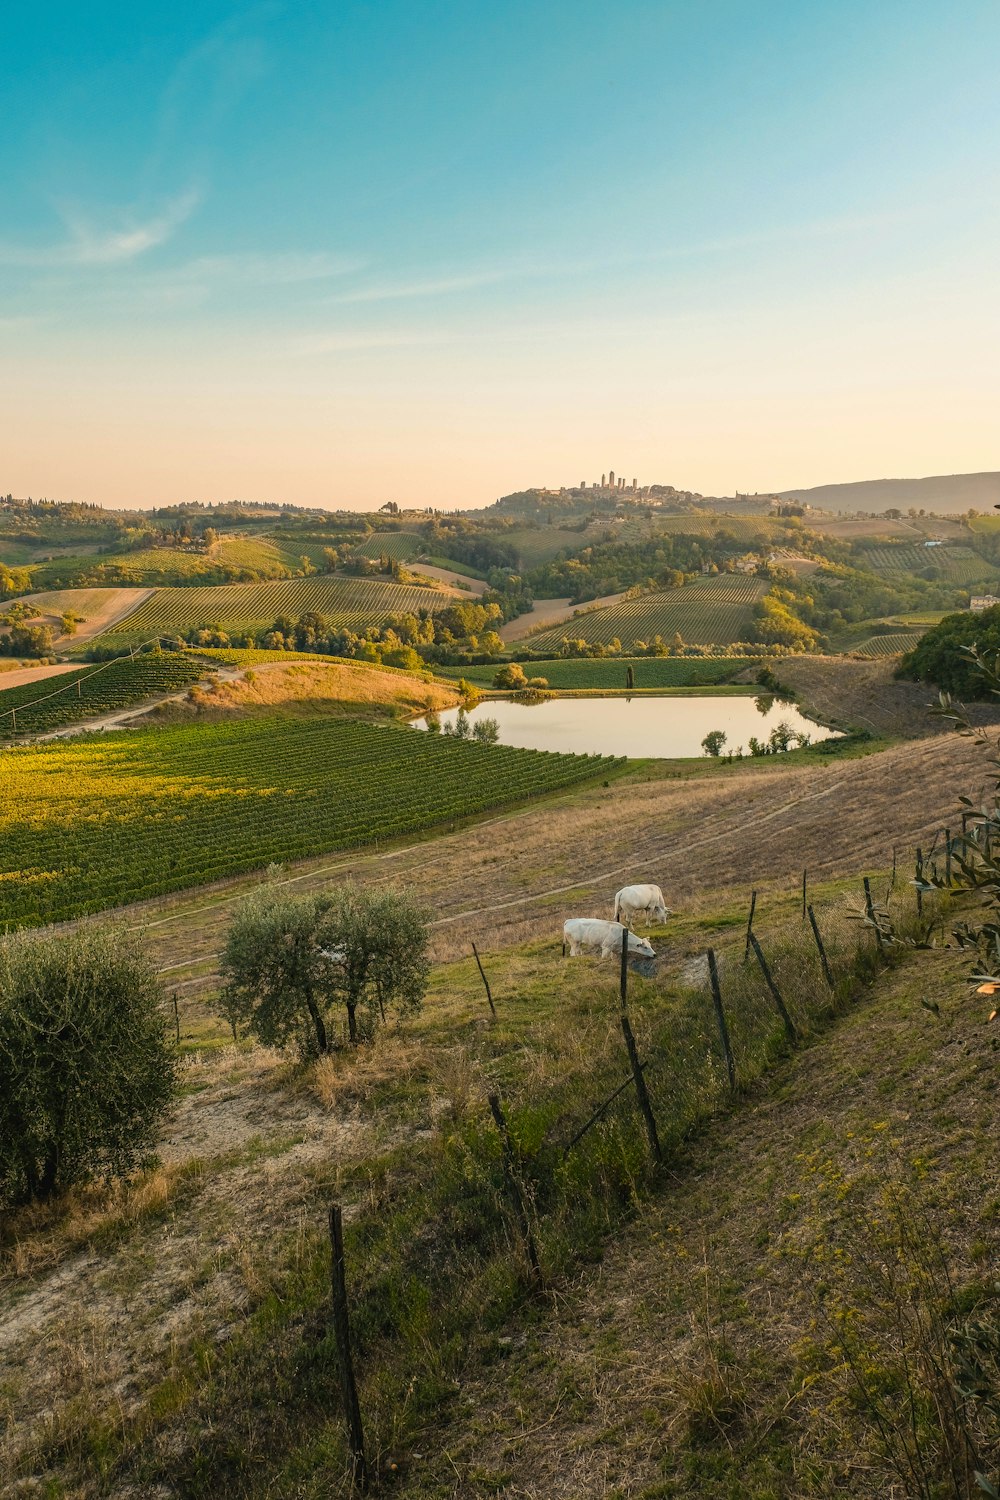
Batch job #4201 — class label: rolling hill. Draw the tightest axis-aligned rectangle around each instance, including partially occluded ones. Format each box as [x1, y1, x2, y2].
[777, 471, 1000, 514]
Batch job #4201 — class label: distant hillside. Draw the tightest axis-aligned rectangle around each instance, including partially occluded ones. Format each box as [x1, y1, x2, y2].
[777, 471, 1000, 514]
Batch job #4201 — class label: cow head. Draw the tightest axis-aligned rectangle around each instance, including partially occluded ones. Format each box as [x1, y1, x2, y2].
[629, 934, 656, 959]
[653, 904, 671, 924]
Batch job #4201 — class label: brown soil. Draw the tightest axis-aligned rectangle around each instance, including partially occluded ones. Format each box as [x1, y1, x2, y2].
[0, 661, 81, 692]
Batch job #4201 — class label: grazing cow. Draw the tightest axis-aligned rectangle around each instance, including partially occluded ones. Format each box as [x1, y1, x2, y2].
[613, 883, 670, 928]
[563, 918, 655, 960]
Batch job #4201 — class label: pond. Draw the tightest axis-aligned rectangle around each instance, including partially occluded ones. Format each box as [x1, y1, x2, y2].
[414, 693, 841, 759]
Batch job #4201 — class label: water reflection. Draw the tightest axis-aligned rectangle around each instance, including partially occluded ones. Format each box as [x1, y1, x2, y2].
[415, 694, 840, 759]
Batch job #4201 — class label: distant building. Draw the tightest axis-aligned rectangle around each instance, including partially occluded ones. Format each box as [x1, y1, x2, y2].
[601, 473, 606, 487]
[970, 595, 1000, 612]
[734, 554, 760, 574]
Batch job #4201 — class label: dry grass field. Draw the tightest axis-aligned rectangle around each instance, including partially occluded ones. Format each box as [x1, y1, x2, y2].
[4, 653, 998, 1496]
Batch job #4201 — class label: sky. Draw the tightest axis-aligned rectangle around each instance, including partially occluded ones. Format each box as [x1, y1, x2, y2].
[1, 1, 998, 511]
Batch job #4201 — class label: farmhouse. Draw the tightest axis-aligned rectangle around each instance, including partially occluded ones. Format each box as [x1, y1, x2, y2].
[970, 594, 1000, 612]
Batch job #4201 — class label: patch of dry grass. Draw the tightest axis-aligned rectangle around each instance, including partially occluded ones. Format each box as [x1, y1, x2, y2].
[157, 660, 459, 724]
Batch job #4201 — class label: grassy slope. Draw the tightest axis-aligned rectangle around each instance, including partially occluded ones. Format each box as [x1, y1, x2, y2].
[6, 875, 995, 1498]
[400, 941, 999, 1499]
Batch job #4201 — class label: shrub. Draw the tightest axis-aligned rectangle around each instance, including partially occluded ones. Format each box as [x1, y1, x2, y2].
[0, 927, 175, 1206]
[493, 662, 528, 689]
[220, 883, 429, 1052]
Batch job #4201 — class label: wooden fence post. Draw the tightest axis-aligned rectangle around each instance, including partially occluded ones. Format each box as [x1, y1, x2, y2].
[743, 890, 757, 964]
[487, 1093, 541, 1282]
[172, 992, 181, 1047]
[944, 828, 952, 888]
[328, 1205, 368, 1492]
[807, 905, 836, 992]
[863, 876, 885, 953]
[802, 869, 807, 921]
[618, 926, 661, 1162]
[706, 949, 736, 1092]
[619, 921, 629, 1010]
[471, 942, 497, 1019]
[915, 848, 924, 917]
[619, 1010, 662, 1164]
[748, 932, 796, 1039]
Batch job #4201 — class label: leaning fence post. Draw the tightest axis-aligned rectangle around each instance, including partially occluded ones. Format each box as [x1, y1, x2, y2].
[706, 948, 736, 1092]
[748, 931, 796, 1040]
[863, 876, 885, 953]
[487, 1093, 541, 1282]
[328, 1205, 368, 1492]
[471, 942, 497, 1018]
[807, 905, 836, 992]
[743, 889, 757, 964]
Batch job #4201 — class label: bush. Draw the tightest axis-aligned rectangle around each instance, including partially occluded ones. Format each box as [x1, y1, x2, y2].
[220, 883, 429, 1052]
[899, 606, 1000, 698]
[0, 927, 175, 1206]
[493, 662, 528, 689]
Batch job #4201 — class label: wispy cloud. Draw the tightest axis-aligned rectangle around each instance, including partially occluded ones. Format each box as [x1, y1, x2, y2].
[168, 250, 365, 287]
[329, 269, 513, 304]
[0, 188, 202, 269]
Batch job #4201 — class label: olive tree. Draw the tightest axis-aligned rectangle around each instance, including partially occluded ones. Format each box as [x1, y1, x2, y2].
[219, 883, 429, 1055]
[0, 926, 175, 1207]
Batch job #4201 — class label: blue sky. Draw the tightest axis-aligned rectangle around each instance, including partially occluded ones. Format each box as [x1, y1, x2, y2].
[2, 1, 998, 508]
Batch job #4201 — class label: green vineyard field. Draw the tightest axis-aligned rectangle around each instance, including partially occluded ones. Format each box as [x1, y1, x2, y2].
[352, 531, 424, 561]
[0, 653, 205, 738]
[0, 717, 619, 927]
[858, 544, 992, 583]
[85, 575, 450, 651]
[435, 656, 753, 688]
[851, 632, 926, 658]
[525, 575, 768, 651]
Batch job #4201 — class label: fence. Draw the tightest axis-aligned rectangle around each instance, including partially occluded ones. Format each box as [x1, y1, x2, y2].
[319, 842, 963, 1488]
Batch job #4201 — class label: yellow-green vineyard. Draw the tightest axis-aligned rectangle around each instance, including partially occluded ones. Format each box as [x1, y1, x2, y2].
[1, 717, 620, 926]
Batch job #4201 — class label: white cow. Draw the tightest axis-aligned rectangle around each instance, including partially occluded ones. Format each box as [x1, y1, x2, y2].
[613, 884, 670, 928]
[563, 918, 655, 960]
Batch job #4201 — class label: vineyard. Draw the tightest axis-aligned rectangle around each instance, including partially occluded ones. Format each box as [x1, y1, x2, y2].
[0, 653, 206, 738]
[858, 543, 991, 582]
[0, 717, 619, 926]
[525, 575, 768, 651]
[352, 531, 423, 561]
[436, 656, 753, 688]
[502, 527, 583, 566]
[84, 575, 450, 651]
[851, 631, 927, 658]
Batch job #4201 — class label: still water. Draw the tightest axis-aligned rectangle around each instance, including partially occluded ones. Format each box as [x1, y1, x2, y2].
[415, 693, 840, 759]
